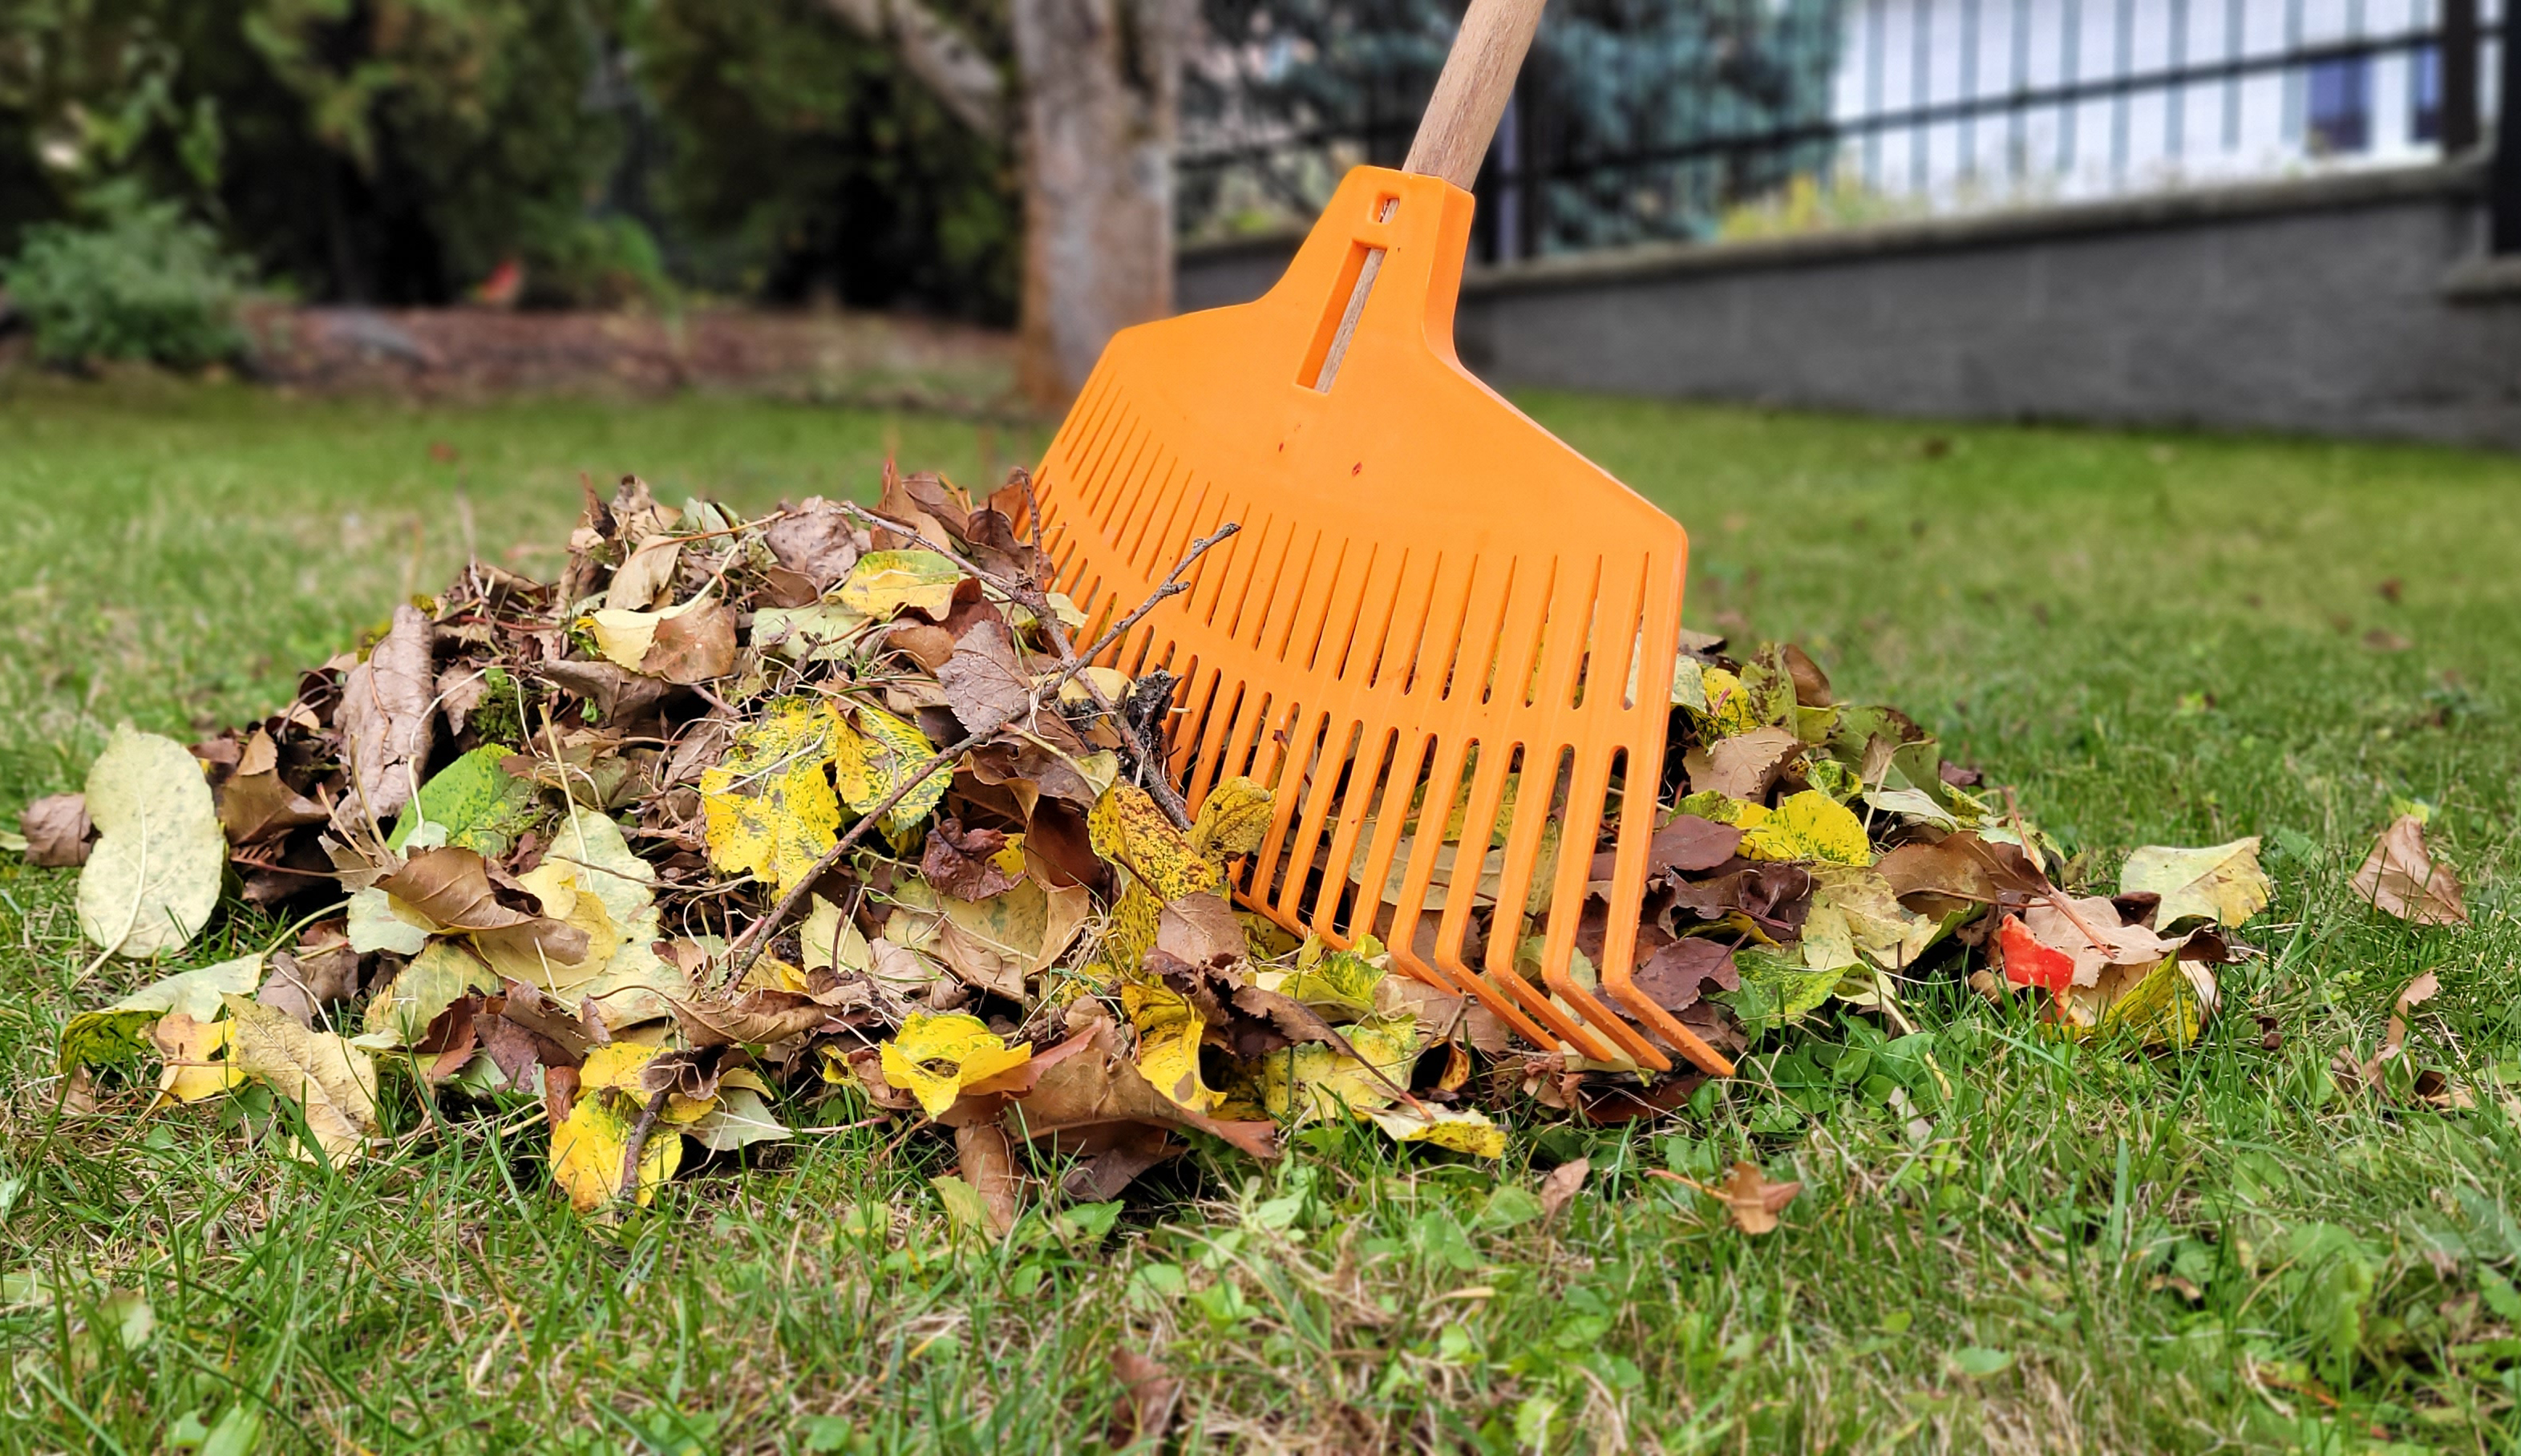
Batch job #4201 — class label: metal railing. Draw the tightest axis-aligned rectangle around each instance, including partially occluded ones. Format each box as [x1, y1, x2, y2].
[1179, 0, 2521, 261]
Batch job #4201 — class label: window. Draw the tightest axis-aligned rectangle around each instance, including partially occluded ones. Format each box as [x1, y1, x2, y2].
[2306, 57, 2372, 154]
[2411, 45, 2442, 143]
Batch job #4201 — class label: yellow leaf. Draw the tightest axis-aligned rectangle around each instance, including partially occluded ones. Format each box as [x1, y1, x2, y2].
[1261, 1012, 1421, 1122]
[1807, 863, 1937, 970]
[550, 1089, 682, 1214]
[1122, 974, 1218, 1113]
[2118, 837, 2272, 928]
[149, 1012, 242, 1105]
[1091, 784, 1219, 901]
[829, 706, 947, 840]
[701, 698, 844, 891]
[221, 993, 378, 1168]
[1283, 933, 1385, 1017]
[1691, 665, 1763, 738]
[1366, 1105, 1507, 1158]
[1189, 777, 1274, 860]
[1738, 791, 1872, 866]
[362, 939, 498, 1048]
[878, 1012, 1032, 1119]
[836, 549, 964, 620]
[797, 894, 872, 977]
[589, 593, 718, 673]
[1099, 880, 1164, 981]
[2055, 954, 2220, 1050]
[475, 862, 621, 991]
[579, 1041, 660, 1094]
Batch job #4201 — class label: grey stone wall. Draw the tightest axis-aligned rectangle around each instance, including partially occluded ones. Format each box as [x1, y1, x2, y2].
[1176, 161, 2521, 450]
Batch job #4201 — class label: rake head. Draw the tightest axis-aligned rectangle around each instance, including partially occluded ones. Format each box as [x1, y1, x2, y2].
[1028, 167, 1730, 1078]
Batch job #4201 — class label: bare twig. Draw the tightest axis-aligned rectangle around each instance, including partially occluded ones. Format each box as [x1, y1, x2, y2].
[619, 1085, 672, 1203]
[841, 500, 1212, 828]
[721, 518, 1240, 983]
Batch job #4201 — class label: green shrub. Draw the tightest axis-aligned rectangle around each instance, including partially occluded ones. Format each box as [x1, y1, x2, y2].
[3, 202, 248, 369]
[520, 213, 675, 310]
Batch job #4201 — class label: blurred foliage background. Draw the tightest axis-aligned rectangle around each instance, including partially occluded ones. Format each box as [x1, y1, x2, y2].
[0, 0, 1020, 319]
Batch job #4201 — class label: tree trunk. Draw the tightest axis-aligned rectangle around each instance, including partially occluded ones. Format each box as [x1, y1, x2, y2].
[1009, 0, 1188, 407]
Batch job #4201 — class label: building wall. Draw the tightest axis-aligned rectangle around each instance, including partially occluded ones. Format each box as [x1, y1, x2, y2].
[1175, 162, 2521, 449]
[1830, 0, 2505, 204]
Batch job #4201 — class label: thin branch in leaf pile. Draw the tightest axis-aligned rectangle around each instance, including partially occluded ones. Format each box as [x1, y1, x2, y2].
[838, 497, 1196, 828]
[720, 517, 1240, 985]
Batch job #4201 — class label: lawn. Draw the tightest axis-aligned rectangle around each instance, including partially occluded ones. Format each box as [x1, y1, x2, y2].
[2, 376, 2517, 1454]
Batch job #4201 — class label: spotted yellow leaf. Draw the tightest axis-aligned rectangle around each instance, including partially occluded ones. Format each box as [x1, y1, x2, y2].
[1261, 1012, 1421, 1122]
[1122, 973, 1218, 1113]
[830, 706, 947, 841]
[878, 1012, 1032, 1119]
[1189, 777, 1273, 861]
[1090, 784, 1218, 901]
[1738, 790, 1872, 866]
[701, 698, 844, 890]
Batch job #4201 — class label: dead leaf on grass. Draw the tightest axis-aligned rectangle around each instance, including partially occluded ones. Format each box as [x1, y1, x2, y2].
[2351, 815, 2466, 926]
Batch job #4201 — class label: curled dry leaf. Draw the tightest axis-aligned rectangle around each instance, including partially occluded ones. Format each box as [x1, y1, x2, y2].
[1539, 1158, 1591, 1223]
[1107, 1349, 1184, 1450]
[2351, 815, 2467, 926]
[335, 604, 435, 831]
[1652, 1159, 1803, 1236]
[20, 792, 94, 868]
[221, 993, 380, 1167]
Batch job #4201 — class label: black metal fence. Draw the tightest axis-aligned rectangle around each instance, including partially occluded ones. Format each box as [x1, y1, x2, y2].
[1179, 0, 2521, 263]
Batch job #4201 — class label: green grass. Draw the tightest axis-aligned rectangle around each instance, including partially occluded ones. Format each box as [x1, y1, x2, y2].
[3, 378, 2518, 1454]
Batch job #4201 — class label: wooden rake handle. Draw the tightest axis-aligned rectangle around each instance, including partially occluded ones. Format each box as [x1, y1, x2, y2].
[1311, 0, 1544, 390]
[1404, 0, 1549, 188]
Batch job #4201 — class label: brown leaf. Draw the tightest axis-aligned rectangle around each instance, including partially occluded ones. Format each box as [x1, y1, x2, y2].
[19, 793, 93, 867]
[936, 618, 1034, 730]
[669, 989, 841, 1049]
[1630, 938, 1738, 1014]
[961, 508, 1050, 586]
[955, 1123, 1020, 1236]
[1687, 724, 1803, 802]
[762, 497, 861, 588]
[1591, 814, 1743, 883]
[2340, 970, 2442, 1094]
[2350, 815, 2467, 926]
[1539, 1158, 1591, 1223]
[1781, 643, 1834, 706]
[1004, 1022, 1276, 1164]
[537, 660, 685, 732]
[218, 753, 329, 846]
[335, 603, 436, 829]
[257, 932, 361, 1027]
[1107, 1348, 1183, 1448]
[378, 848, 590, 967]
[1875, 831, 2054, 916]
[1666, 860, 1812, 939]
[1154, 892, 1247, 968]
[1653, 1159, 1802, 1236]
[641, 597, 736, 684]
[495, 980, 597, 1064]
[887, 623, 958, 673]
[921, 819, 1021, 900]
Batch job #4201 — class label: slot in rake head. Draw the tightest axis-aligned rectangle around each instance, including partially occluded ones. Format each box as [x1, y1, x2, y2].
[1027, 167, 1730, 1078]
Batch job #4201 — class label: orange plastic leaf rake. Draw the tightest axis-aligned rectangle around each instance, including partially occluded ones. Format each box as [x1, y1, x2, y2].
[1027, 2, 1730, 1078]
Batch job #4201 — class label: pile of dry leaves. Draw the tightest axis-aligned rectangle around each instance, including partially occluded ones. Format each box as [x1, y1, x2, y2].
[10, 467, 2356, 1227]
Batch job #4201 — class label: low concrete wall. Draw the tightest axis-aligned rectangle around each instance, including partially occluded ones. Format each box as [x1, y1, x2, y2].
[1176, 161, 2521, 450]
